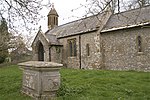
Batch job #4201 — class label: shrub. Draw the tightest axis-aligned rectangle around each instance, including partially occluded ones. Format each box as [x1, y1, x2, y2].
[0, 56, 5, 64]
[0, 50, 8, 64]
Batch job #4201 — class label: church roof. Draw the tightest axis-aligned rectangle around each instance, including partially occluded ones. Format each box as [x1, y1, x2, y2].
[45, 34, 60, 45]
[102, 5, 150, 32]
[46, 13, 107, 38]
[45, 5, 150, 39]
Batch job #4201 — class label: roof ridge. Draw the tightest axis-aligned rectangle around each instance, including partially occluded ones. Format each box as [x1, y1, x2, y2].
[56, 13, 100, 28]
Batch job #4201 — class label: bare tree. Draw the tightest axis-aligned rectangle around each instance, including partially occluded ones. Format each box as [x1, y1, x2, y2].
[124, 0, 150, 10]
[0, 0, 51, 33]
[0, 0, 52, 54]
[10, 34, 32, 62]
[78, 0, 150, 16]
[76, 0, 114, 16]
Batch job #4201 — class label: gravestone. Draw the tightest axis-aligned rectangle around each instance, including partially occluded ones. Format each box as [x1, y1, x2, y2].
[18, 61, 63, 100]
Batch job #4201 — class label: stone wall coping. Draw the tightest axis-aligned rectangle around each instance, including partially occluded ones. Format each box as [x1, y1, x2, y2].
[18, 61, 63, 68]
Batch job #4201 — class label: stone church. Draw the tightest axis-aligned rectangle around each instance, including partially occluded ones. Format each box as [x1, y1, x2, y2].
[32, 5, 150, 71]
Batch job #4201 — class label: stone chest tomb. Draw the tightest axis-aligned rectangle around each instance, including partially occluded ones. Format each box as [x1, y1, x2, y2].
[18, 61, 63, 100]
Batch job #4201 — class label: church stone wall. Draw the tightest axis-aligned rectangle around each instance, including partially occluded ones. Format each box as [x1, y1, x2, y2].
[80, 32, 102, 69]
[58, 31, 103, 69]
[101, 26, 150, 71]
[50, 46, 63, 63]
[59, 35, 80, 69]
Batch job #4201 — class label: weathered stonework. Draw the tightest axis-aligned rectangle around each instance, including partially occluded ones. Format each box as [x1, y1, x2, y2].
[80, 32, 102, 69]
[18, 61, 63, 100]
[50, 45, 63, 63]
[59, 35, 80, 69]
[101, 26, 150, 71]
[32, 31, 50, 62]
[32, 30, 63, 63]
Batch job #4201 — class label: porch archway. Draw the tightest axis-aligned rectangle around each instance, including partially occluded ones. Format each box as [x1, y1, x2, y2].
[38, 41, 44, 61]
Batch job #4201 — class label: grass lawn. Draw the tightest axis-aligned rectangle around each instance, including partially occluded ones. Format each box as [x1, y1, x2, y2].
[0, 65, 32, 100]
[58, 69, 150, 100]
[0, 65, 150, 100]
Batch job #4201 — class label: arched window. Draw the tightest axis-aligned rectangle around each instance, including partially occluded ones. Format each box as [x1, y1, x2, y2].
[86, 44, 90, 56]
[68, 38, 77, 57]
[137, 36, 142, 52]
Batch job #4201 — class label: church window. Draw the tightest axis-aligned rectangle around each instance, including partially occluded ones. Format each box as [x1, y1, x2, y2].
[56, 17, 58, 25]
[73, 40, 77, 56]
[68, 39, 77, 57]
[69, 41, 72, 56]
[137, 36, 142, 52]
[49, 47, 51, 61]
[86, 44, 90, 56]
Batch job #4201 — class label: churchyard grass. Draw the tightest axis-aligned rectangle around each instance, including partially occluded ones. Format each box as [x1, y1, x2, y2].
[58, 68, 150, 100]
[0, 65, 149, 100]
[0, 65, 32, 100]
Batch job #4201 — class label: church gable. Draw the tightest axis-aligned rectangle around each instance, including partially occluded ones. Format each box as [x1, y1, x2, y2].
[31, 29, 49, 48]
[31, 29, 49, 61]
[32, 26, 63, 63]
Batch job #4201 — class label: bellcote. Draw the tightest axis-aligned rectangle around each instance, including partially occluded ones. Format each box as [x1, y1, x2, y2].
[47, 4, 59, 30]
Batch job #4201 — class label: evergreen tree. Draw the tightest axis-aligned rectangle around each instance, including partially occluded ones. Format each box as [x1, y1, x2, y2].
[0, 16, 10, 63]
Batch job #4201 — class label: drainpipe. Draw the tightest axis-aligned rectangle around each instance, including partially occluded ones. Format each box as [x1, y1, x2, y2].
[79, 35, 81, 69]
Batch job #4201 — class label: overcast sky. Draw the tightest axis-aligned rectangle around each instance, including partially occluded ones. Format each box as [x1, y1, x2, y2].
[39, 0, 87, 32]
